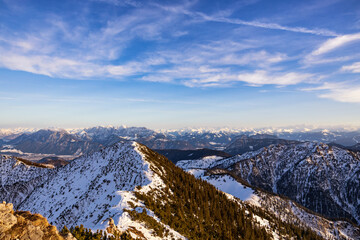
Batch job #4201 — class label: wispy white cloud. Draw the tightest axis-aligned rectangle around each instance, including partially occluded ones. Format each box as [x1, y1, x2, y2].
[303, 82, 360, 103]
[304, 33, 360, 65]
[0, 51, 94, 78]
[311, 33, 360, 56]
[0, 0, 339, 92]
[208, 16, 338, 37]
[320, 87, 360, 103]
[157, 3, 338, 37]
[0, 4, 184, 79]
[237, 70, 314, 86]
[141, 75, 173, 83]
[303, 56, 357, 65]
[181, 70, 314, 88]
[155, 40, 287, 68]
[92, 0, 141, 7]
[0, 48, 154, 79]
[183, 73, 238, 87]
[341, 62, 360, 73]
[212, 50, 288, 67]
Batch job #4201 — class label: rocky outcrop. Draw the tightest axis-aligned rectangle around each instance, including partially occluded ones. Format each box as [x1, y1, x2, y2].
[0, 202, 17, 234]
[106, 218, 120, 235]
[0, 201, 72, 240]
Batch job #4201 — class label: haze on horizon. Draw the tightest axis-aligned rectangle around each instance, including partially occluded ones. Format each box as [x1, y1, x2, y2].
[0, 0, 360, 129]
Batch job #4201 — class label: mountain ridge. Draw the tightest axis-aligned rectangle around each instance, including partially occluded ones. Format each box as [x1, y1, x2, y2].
[176, 155, 360, 239]
[207, 142, 360, 225]
[1, 141, 326, 239]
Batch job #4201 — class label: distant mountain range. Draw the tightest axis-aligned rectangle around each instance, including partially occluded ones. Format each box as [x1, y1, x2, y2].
[1, 126, 360, 159]
[224, 134, 299, 155]
[6, 129, 102, 155]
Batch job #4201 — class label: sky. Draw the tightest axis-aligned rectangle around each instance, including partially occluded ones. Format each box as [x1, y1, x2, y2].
[0, 0, 360, 129]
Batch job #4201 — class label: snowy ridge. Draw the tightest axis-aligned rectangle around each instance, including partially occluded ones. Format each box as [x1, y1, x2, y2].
[186, 169, 255, 202]
[16, 141, 184, 239]
[0, 155, 54, 207]
[219, 142, 360, 224]
[176, 149, 263, 170]
[178, 158, 360, 240]
[0, 128, 38, 137]
[176, 155, 224, 169]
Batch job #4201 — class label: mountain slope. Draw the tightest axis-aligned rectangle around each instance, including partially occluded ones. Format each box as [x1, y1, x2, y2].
[9, 129, 103, 155]
[18, 141, 182, 239]
[0, 155, 55, 207]
[210, 142, 360, 224]
[36, 157, 70, 167]
[177, 158, 360, 240]
[2, 141, 323, 239]
[224, 135, 298, 155]
[155, 148, 231, 163]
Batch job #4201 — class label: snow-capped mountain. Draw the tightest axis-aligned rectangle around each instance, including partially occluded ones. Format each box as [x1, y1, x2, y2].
[17, 141, 186, 239]
[177, 156, 360, 239]
[194, 142, 360, 225]
[72, 126, 155, 142]
[0, 128, 38, 140]
[1, 142, 186, 239]
[224, 134, 299, 155]
[2, 126, 360, 160]
[4, 129, 103, 156]
[276, 130, 360, 146]
[1, 141, 327, 239]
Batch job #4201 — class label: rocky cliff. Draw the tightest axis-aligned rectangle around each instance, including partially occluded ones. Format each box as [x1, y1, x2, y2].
[0, 201, 74, 240]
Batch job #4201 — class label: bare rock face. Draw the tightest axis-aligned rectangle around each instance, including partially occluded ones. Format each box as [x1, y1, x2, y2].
[0, 202, 17, 233]
[0, 201, 67, 240]
[106, 218, 120, 235]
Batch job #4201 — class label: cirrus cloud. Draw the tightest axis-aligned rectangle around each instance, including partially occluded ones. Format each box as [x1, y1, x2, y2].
[312, 33, 360, 56]
[182, 70, 314, 88]
[303, 82, 360, 103]
[341, 62, 360, 73]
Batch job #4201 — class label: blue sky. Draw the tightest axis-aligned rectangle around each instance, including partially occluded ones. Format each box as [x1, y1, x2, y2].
[0, 0, 360, 129]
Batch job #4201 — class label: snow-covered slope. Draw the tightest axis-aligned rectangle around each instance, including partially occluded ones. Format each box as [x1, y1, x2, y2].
[217, 142, 360, 224]
[16, 141, 184, 239]
[178, 157, 360, 240]
[176, 155, 224, 169]
[187, 169, 256, 201]
[189, 142, 360, 224]
[0, 155, 54, 207]
[1, 140, 332, 239]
